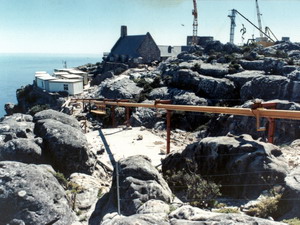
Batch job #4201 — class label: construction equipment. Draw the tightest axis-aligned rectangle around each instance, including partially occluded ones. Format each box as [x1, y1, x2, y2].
[192, 0, 198, 45]
[228, 0, 277, 46]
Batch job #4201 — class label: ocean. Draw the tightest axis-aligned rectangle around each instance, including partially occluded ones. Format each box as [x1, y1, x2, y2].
[0, 53, 101, 118]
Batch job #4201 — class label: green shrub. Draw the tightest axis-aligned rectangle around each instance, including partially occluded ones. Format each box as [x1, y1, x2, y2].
[247, 194, 282, 218]
[164, 169, 221, 208]
[283, 218, 300, 225]
[28, 104, 50, 115]
[215, 207, 240, 214]
[53, 172, 68, 188]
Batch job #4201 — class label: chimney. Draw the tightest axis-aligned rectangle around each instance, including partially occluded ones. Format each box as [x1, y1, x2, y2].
[121, 25, 127, 38]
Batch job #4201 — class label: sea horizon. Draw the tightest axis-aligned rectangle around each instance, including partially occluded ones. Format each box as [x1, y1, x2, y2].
[0, 53, 102, 118]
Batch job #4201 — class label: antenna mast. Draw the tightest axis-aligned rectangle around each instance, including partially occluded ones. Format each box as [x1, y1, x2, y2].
[228, 9, 237, 43]
[255, 0, 263, 38]
[192, 0, 198, 45]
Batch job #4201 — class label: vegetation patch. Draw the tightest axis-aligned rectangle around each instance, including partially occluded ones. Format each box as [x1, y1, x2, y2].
[283, 218, 300, 225]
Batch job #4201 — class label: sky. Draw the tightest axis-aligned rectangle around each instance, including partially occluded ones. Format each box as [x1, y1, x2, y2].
[0, 0, 299, 54]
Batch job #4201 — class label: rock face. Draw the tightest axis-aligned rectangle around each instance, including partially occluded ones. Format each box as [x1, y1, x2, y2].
[278, 166, 300, 220]
[208, 100, 300, 144]
[169, 205, 286, 225]
[162, 134, 288, 199]
[90, 155, 173, 223]
[0, 161, 76, 225]
[95, 77, 143, 99]
[34, 111, 95, 176]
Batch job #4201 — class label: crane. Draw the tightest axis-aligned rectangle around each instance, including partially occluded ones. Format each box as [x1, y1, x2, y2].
[228, 9, 237, 44]
[192, 0, 198, 45]
[255, 0, 263, 38]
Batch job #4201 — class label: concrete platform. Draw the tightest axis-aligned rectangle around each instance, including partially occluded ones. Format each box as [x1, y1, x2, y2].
[86, 127, 182, 168]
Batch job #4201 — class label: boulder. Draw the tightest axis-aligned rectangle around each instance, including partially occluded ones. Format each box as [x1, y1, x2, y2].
[34, 118, 95, 176]
[171, 69, 201, 91]
[0, 138, 42, 163]
[90, 155, 173, 223]
[0, 114, 35, 142]
[278, 166, 300, 220]
[33, 109, 81, 129]
[130, 104, 160, 128]
[263, 57, 287, 75]
[225, 70, 265, 89]
[162, 134, 288, 199]
[169, 205, 286, 225]
[197, 75, 236, 101]
[0, 161, 76, 225]
[4, 103, 20, 116]
[101, 213, 169, 225]
[240, 76, 290, 102]
[198, 63, 229, 78]
[91, 71, 114, 86]
[239, 60, 265, 71]
[95, 77, 143, 99]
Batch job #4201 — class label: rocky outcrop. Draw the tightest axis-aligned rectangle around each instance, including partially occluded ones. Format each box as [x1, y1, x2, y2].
[94, 77, 143, 99]
[130, 103, 160, 128]
[225, 70, 265, 89]
[239, 60, 265, 71]
[198, 63, 229, 78]
[90, 155, 173, 223]
[0, 161, 77, 225]
[278, 166, 300, 220]
[169, 205, 286, 225]
[162, 134, 288, 199]
[0, 138, 42, 163]
[208, 100, 300, 145]
[34, 111, 96, 176]
[91, 71, 114, 86]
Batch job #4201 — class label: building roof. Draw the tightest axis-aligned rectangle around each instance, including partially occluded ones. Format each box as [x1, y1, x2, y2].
[60, 74, 83, 79]
[111, 34, 147, 58]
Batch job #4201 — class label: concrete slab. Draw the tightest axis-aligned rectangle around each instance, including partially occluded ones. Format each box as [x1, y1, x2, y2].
[85, 127, 182, 168]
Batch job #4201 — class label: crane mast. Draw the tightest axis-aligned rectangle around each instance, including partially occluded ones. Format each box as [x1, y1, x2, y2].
[228, 9, 237, 44]
[192, 0, 198, 45]
[255, 0, 263, 38]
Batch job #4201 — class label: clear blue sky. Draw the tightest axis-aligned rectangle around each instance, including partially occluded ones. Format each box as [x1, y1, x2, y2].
[1, 0, 299, 54]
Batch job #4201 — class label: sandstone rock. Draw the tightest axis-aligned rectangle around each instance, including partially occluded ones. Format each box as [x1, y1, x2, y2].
[169, 205, 286, 225]
[162, 134, 288, 199]
[239, 60, 265, 71]
[240, 76, 290, 102]
[0, 161, 77, 225]
[225, 70, 265, 89]
[34, 118, 95, 176]
[278, 166, 300, 220]
[171, 69, 201, 91]
[95, 77, 143, 99]
[198, 63, 229, 78]
[130, 103, 160, 128]
[101, 213, 169, 225]
[33, 109, 81, 129]
[136, 199, 170, 214]
[0, 138, 42, 163]
[90, 155, 172, 223]
[263, 57, 287, 75]
[91, 71, 114, 86]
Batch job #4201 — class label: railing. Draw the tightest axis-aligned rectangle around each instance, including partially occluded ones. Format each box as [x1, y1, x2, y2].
[71, 98, 300, 154]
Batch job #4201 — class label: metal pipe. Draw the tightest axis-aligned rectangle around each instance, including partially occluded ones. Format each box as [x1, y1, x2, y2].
[166, 110, 171, 154]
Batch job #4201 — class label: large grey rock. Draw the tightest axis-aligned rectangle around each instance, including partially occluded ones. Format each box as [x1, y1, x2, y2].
[95, 77, 143, 99]
[91, 71, 114, 86]
[33, 109, 81, 129]
[0, 138, 42, 163]
[197, 75, 236, 100]
[101, 213, 169, 225]
[263, 57, 287, 75]
[198, 63, 229, 78]
[225, 70, 265, 89]
[0, 161, 76, 225]
[278, 166, 300, 220]
[0, 114, 34, 142]
[171, 69, 201, 91]
[90, 155, 173, 223]
[34, 118, 95, 176]
[162, 134, 288, 199]
[169, 205, 286, 225]
[130, 103, 160, 128]
[240, 76, 290, 102]
[239, 60, 265, 71]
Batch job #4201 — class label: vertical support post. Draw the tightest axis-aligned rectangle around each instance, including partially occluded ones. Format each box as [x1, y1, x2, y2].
[166, 110, 171, 154]
[267, 118, 276, 144]
[116, 161, 121, 215]
[126, 107, 130, 126]
[111, 105, 116, 128]
[84, 119, 87, 134]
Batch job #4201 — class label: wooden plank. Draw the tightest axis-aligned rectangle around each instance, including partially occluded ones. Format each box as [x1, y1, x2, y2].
[90, 110, 106, 115]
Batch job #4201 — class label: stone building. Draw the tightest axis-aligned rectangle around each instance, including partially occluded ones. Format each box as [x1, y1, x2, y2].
[109, 26, 160, 64]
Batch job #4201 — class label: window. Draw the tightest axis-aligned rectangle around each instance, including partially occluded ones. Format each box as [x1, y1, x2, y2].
[64, 84, 68, 91]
